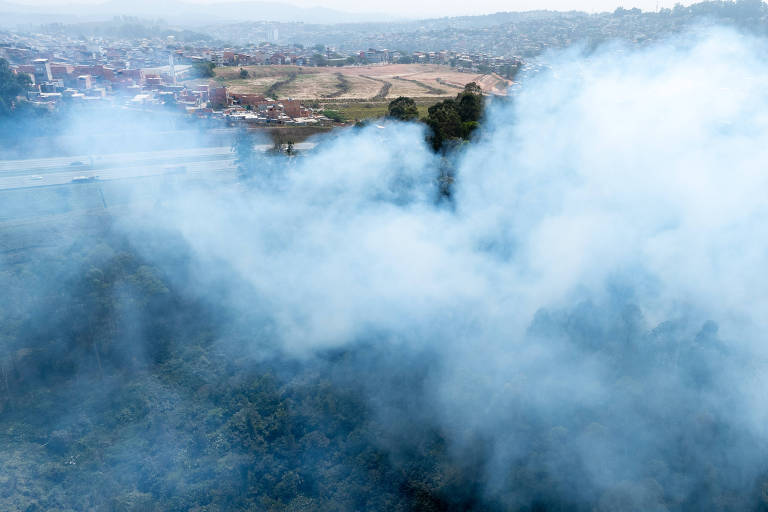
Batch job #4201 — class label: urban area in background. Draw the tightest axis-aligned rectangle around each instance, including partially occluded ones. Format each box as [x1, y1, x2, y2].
[2, 1, 764, 130]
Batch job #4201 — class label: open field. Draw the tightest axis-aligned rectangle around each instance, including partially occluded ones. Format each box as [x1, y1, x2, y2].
[179, 64, 511, 123]
[323, 99, 436, 123]
[206, 64, 511, 101]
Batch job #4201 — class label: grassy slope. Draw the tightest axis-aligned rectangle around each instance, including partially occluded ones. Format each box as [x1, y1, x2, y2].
[332, 102, 433, 122]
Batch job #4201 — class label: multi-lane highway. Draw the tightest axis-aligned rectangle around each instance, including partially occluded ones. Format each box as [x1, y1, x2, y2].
[0, 143, 317, 191]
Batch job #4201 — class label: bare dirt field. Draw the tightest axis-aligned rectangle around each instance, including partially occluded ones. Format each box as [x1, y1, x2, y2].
[208, 64, 511, 100]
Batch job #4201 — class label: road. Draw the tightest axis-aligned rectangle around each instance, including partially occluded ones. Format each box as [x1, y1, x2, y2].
[0, 143, 317, 190]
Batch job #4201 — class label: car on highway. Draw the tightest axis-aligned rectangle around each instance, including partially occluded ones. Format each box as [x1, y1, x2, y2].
[71, 176, 99, 184]
[69, 160, 92, 170]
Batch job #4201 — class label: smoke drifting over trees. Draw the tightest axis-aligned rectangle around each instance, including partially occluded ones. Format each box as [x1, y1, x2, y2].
[3, 27, 768, 511]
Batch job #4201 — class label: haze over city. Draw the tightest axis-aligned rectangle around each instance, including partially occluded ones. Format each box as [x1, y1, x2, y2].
[3, 0, 696, 19]
[2, 1, 768, 511]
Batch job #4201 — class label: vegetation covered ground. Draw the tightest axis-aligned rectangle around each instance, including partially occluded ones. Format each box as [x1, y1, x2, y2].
[0, 213, 494, 512]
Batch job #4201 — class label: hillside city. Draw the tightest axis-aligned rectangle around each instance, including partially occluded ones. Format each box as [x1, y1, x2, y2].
[2, 1, 766, 127]
[0, 26, 522, 127]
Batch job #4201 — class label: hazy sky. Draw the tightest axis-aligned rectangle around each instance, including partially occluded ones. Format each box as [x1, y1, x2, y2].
[281, 0, 684, 15]
[12, 0, 694, 17]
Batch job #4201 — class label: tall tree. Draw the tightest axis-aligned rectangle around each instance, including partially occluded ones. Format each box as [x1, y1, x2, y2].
[425, 99, 462, 151]
[192, 61, 216, 78]
[0, 58, 31, 116]
[424, 82, 485, 151]
[387, 96, 419, 121]
[456, 82, 484, 124]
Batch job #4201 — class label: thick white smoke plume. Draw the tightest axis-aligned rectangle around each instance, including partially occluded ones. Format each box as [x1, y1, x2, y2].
[114, 28, 768, 507]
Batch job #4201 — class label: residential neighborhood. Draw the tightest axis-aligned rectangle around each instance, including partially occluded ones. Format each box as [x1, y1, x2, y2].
[0, 26, 524, 127]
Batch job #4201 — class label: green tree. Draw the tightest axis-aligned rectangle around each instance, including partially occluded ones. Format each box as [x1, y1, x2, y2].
[424, 99, 462, 151]
[502, 63, 521, 81]
[312, 53, 328, 67]
[0, 58, 31, 116]
[269, 134, 296, 156]
[456, 82, 484, 124]
[424, 82, 485, 151]
[239, 68, 249, 79]
[387, 96, 419, 121]
[322, 109, 346, 123]
[192, 61, 216, 78]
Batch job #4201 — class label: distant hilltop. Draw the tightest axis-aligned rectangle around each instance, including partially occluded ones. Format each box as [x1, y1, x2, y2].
[0, 0, 404, 26]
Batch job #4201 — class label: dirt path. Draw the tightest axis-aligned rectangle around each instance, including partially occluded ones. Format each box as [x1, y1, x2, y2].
[435, 78, 463, 90]
[322, 73, 352, 99]
[393, 76, 448, 96]
[266, 73, 297, 99]
[361, 75, 393, 100]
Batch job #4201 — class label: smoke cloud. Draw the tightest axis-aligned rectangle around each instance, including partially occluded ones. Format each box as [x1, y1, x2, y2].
[4, 26, 768, 510]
